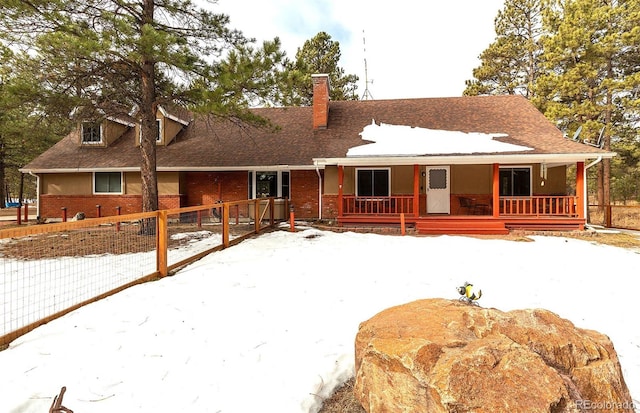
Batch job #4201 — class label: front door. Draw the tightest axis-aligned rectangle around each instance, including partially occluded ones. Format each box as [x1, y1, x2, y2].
[426, 166, 450, 214]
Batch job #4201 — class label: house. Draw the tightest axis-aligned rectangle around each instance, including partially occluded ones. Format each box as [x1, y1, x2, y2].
[21, 74, 615, 234]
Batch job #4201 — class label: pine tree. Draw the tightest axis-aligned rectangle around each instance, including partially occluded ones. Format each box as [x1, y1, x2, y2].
[0, 0, 253, 216]
[535, 0, 640, 209]
[0, 47, 70, 207]
[468, 0, 640, 208]
[464, 0, 547, 97]
[281, 32, 359, 106]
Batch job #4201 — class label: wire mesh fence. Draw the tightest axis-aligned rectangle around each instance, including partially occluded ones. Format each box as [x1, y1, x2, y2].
[0, 199, 280, 347]
[587, 205, 640, 230]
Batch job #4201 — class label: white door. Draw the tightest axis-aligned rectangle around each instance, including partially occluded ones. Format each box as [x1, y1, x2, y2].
[426, 166, 450, 214]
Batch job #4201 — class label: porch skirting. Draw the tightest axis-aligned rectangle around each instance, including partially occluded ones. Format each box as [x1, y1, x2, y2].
[337, 215, 585, 235]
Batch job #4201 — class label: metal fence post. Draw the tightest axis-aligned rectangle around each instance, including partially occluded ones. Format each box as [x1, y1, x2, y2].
[115, 206, 121, 231]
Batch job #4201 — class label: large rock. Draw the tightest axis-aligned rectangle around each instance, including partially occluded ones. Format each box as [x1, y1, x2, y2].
[354, 298, 634, 413]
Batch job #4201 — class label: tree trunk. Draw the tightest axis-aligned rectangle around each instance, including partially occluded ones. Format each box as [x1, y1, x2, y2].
[602, 57, 613, 223]
[138, 0, 158, 234]
[0, 153, 5, 208]
[18, 172, 24, 205]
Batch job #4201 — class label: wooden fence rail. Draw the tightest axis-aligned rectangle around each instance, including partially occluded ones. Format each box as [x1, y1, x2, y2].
[0, 198, 280, 347]
[587, 204, 640, 231]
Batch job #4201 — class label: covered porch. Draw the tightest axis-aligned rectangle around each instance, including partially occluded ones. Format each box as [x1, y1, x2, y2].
[333, 163, 587, 234]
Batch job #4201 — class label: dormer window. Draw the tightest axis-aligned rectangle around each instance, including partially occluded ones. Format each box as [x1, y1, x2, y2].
[138, 119, 163, 143]
[156, 119, 162, 142]
[81, 121, 102, 143]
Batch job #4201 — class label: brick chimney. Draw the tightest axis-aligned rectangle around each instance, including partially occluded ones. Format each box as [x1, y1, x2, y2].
[312, 74, 330, 129]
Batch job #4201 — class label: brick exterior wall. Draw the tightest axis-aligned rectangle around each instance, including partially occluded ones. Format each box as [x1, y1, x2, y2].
[37, 170, 331, 220]
[38, 194, 181, 220]
[321, 194, 339, 220]
[312, 74, 329, 129]
[183, 171, 248, 206]
[290, 170, 320, 219]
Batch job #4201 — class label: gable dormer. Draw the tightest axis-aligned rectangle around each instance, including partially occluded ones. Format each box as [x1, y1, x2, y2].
[157, 106, 190, 145]
[135, 105, 191, 146]
[79, 115, 135, 147]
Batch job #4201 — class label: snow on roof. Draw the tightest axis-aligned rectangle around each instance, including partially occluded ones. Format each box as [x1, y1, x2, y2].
[347, 120, 533, 157]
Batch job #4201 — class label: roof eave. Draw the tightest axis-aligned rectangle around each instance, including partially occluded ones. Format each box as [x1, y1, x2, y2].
[313, 152, 616, 167]
[19, 164, 321, 174]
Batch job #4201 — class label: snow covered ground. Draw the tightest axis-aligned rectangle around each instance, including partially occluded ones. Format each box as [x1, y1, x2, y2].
[0, 226, 638, 412]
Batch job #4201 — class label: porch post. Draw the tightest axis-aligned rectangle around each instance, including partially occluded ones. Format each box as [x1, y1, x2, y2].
[576, 161, 585, 219]
[338, 165, 344, 217]
[492, 163, 500, 217]
[413, 164, 420, 217]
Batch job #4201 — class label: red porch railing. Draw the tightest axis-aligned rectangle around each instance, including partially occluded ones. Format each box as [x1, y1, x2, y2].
[339, 195, 578, 218]
[500, 196, 578, 217]
[342, 195, 415, 215]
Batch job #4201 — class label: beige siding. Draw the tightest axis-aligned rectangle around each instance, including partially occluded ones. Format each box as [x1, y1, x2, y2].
[40, 171, 180, 196]
[102, 120, 129, 146]
[324, 166, 339, 195]
[323, 164, 568, 197]
[164, 118, 183, 145]
[325, 166, 413, 195]
[122, 172, 179, 195]
[343, 167, 355, 194]
[135, 111, 185, 147]
[451, 165, 493, 194]
[124, 172, 142, 195]
[391, 165, 414, 194]
[158, 172, 180, 194]
[41, 173, 93, 195]
[533, 164, 566, 195]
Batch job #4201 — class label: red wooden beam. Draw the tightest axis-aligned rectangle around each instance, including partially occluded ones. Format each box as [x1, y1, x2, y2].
[492, 163, 500, 217]
[413, 164, 420, 217]
[576, 161, 585, 220]
[337, 165, 344, 218]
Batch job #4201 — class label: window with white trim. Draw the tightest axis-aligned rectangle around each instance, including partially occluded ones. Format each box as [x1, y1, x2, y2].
[499, 167, 531, 196]
[138, 119, 163, 143]
[248, 171, 290, 198]
[156, 119, 162, 142]
[356, 168, 390, 197]
[94, 172, 123, 194]
[81, 121, 102, 143]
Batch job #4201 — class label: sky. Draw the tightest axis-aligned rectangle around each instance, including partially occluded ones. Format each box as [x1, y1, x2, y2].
[0, 225, 638, 412]
[214, 0, 506, 99]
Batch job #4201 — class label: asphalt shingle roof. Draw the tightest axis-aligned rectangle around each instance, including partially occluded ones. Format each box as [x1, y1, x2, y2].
[23, 95, 610, 172]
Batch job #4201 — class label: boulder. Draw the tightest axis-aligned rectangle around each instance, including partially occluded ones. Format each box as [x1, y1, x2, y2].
[354, 298, 634, 413]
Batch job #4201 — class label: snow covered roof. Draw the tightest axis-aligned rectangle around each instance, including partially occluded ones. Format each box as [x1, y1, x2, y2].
[347, 121, 533, 157]
[23, 95, 616, 173]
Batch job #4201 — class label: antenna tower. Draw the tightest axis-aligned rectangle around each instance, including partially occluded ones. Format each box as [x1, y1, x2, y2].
[361, 30, 374, 100]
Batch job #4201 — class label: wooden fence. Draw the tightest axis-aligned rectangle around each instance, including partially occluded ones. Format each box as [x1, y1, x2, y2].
[587, 204, 640, 231]
[0, 198, 282, 347]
